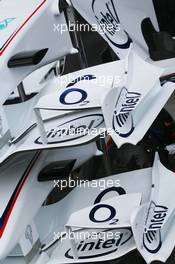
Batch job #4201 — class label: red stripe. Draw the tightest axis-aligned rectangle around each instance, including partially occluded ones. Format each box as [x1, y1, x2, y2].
[0, 151, 41, 238]
[0, 0, 47, 56]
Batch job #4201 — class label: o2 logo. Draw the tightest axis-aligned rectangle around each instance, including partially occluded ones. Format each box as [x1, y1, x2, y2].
[113, 87, 141, 138]
[65, 187, 134, 260]
[0, 18, 15, 31]
[59, 75, 96, 106]
[89, 187, 126, 225]
[60, 88, 88, 105]
[92, 0, 132, 49]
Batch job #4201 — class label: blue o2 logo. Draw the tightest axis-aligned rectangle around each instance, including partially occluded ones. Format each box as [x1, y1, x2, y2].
[59, 88, 88, 105]
[89, 187, 126, 225]
[89, 204, 117, 223]
[59, 75, 96, 106]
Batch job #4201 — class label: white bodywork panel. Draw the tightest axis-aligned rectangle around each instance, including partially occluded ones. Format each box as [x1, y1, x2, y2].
[71, 0, 159, 59]
[0, 0, 74, 105]
[131, 154, 175, 263]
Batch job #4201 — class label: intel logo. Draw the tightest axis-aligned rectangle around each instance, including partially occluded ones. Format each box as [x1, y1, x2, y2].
[113, 87, 141, 138]
[35, 114, 104, 145]
[143, 202, 168, 253]
[143, 230, 162, 254]
[92, 0, 132, 49]
[65, 228, 132, 259]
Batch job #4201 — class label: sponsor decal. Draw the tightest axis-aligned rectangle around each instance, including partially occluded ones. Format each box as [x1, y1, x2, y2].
[35, 114, 104, 145]
[89, 187, 126, 225]
[65, 187, 128, 259]
[25, 225, 33, 245]
[59, 75, 96, 106]
[143, 202, 168, 253]
[92, 0, 132, 49]
[144, 202, 168, 233]
[65, 228, 132, 259]
[113, 87, 141, 138]
[60, 88, 88, 106]
[89, 204, 117, 224]
[0, 18, 15, 31]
